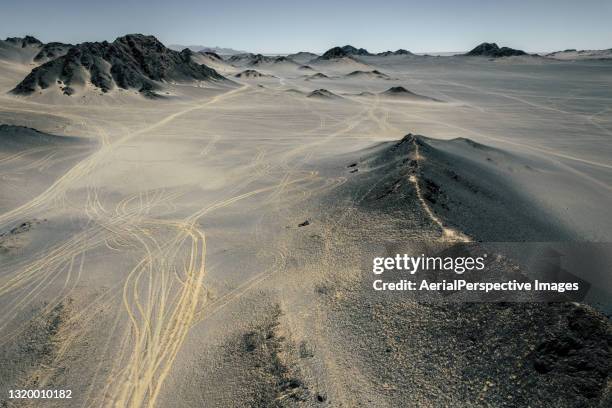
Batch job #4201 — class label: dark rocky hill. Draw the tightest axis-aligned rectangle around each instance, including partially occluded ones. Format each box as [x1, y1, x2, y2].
[272, 56, 297, 64]
[338, 45, 371, 56]
[377, 49, 413, 56]
[317, 45, 371, 60]
[380, 86, 441, 102]
[465, 42, 527, 57]
[234, 70, 275, 79]
[33, 42, 73, 63]
[307, 89, 340, 99]
[286, 51, 318, 63]
[345, 70, 390, 79]
[201, 51, 223, 61]
[227, 53, 274, 66]
[248, 54, 274, 66]
[0, 36, 45, 64]
[11, 34, 226, 96]
[4, 36, 42, 48]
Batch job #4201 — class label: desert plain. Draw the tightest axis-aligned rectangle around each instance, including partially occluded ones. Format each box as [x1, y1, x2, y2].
[0, 36, 611, 407]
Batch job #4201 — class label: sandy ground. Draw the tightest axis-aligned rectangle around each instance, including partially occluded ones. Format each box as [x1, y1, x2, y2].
[0, 53, 611, 407]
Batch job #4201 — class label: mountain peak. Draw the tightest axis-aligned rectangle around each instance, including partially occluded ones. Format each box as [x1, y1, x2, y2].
[114, 34, 165, 48]
[4, 35, 42, 48]
[339, 45, 371, 56]
[318, 45, 371, 60]
[465, 42, 527, 57]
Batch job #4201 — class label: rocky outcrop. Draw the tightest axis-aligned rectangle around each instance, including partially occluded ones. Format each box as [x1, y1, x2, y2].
[33, 42, 73, 63]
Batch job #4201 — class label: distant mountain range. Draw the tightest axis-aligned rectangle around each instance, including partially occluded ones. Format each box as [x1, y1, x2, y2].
[226, 53, 300, 67]
[3, 34, 610, 100]
[168, 45, 246, 55]
[544, 48, 612, 60]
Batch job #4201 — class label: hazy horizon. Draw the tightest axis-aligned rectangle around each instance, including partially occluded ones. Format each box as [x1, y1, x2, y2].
[1, 0, 611, 54]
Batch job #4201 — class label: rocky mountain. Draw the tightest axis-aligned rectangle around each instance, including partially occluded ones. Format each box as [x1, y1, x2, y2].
[33, 42, 73, 63]
[11, 34, 227, 96]
[3, 36, 42, 48]
[377, 49, 413, 56]
[464, 42, 527, 57]
[286, 51, 318, 64]
[338, 45, 371, 56]
[227, 54, 297, 66]
[316, 45, 372, 60]
[227, 53, 274, 66]
[0, 36, 45, 64]
[200, 51, 223, 61]
[272, 56, 297, 64]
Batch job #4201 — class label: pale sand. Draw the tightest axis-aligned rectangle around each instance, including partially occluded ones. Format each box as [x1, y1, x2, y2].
[0, 50, 611, 407]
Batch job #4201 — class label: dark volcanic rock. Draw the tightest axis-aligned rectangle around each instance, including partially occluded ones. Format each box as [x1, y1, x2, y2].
[318, 47, 348, 60]
[339, 45, 371, 56]
[202, 51, 222, 60]
[383, 86, 411, 94]
[227, 53, 249, 62]
[5, 35, 42, 48]
[377, 49, 413, 56]
[248, 54, 273, 66]
[286, 51, 318, 63]
[234, 69, 274, 79]
[33, 42, 73, 63]
[318, 45, 371, 60]
[273, 56, 296, 64]
[11, 34, 226, 95]
[465, 42, 527, 57]
[346, 70, 389, 79]
[228, 53, 274, 66]
[531, 305, 611, 400]
[307, 89, 340, 99]
[380, 86, 441, 102]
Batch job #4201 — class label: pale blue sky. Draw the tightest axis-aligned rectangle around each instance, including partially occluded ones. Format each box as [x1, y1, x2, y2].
[1, 0, 611, 53]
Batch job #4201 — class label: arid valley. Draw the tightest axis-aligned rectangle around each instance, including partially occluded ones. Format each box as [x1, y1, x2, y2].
[0, 35, 611, 407]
